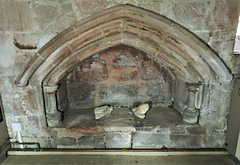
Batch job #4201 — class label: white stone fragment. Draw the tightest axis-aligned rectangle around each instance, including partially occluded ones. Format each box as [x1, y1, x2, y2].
[94, 105, 113, 119]
[131, 103, 149, 119]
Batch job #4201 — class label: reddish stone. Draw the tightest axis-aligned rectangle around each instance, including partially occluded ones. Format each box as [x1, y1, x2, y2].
[120, 71, 138, 81]
[75, 62, 108, 82]
[141, 58, 160, 80]
[212, 0, 240, 30]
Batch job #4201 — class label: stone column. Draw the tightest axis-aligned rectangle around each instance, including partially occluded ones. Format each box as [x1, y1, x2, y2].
[183, 84, 200, 124]
[44, 85, 62, 127]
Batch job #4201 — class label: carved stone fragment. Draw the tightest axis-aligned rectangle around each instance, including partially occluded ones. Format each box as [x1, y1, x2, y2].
[132, 103, 149, 119]
[94, 105, 113, 119]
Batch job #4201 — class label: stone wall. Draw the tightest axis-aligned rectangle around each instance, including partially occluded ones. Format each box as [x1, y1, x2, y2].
[0, 0, 239, 148]
[62, 45, 174, 110]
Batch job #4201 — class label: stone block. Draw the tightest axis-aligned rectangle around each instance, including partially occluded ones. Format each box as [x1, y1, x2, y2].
[113, 54, 138, 68]
[110, 84, 138, 100]
[72, 0, 108, 18]
[78, 135, 105, 148]
[132, 132, 168, 149]
[56, 137, 77, 147]
[33, 1, 60, 30]
[99, 84, 108, 99]
[170, 2, 206, 30]
[0, 1, 36, 32]
[185, 126, 206, 135]
[208, 40, 234, 69]
[0, 32, 16, 72]
[74, 99, 95, 109]
[75, 62, 108, 83]
[60, 3, 74, 14]
[120, 71, 138, 81]
[14, 33, 39, 50]
[27, 116, 40, 130]
[66, 83, 96, 102]
[170, 126, 186, 136]
[15, 50, 35, 71]
[46, 13, 77, 33]
[146, 82, 161, 98]
[169, 135, 206, 148]
[106, 132, 131, 148]
[33, 2, 61, 31]
[140, 59, 160, 80]
[211, 0, 239, 30]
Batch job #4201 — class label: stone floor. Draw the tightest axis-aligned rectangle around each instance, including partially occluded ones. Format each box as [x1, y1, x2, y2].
[63, 107, 184, 128]
[1, 154, 236, 165]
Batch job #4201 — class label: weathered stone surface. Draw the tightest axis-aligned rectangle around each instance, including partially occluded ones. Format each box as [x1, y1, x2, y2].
[33, 2, 61, 31]
[60, 3, 74, 14]
[113, 54, 138, 68]
[14, 33, 39, 50]
[132, 132, 168, 149]
[0, 2, 237, 150]
[132, 103, 149, 119]
[67, 83, 96, 103]
[169, 134, 206, 148]
[170, 2, 206, 30]
[0, 32, 16, 74]
[211, 0, 239, 30]
[140, 58, 160, 80]
[94, 105, 113, 119]
[56, 137, 77, 147]
[74, 62, 108, 83]
[98, 84, 108, 99]
[46, 13, 77, 33]
[120, 71, 138, 81]
[0, 1, 35, 31]
[78, 135, 105, 148]
[110, 84, 138, 100]
[106, 132, 131, 148]
[72, 0, 108, 17]
[209, 40, 234, 69]
[146, 82, 161, 98]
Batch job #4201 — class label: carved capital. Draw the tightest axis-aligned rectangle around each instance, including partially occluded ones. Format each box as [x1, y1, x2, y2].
[44, 85, 58, 94]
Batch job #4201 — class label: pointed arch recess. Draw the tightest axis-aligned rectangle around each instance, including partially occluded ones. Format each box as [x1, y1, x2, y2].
[15, 5, 232, 87]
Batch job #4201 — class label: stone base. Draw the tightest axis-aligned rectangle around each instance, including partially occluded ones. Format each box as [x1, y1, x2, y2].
[46, 107, 226, 149]
[46, 111, 62, 127]
[183, 108, 199, 124]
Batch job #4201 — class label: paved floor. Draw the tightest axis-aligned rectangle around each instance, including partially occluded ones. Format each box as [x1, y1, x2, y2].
[1, 155, 236, 165]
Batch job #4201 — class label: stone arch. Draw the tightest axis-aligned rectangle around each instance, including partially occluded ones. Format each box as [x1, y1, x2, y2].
[14, 4, 233, 126]
[15, 4, 232, 87]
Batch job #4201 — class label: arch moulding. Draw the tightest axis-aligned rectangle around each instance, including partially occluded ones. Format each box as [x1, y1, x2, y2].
[15, 4, 232, 126]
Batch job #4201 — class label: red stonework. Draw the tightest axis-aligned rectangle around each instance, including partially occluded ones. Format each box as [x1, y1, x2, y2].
[64, 45, 175, 110]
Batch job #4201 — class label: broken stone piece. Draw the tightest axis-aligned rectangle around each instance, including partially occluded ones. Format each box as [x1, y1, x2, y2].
[94, 105, 113, 119]
[132, 103, 149, 119]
